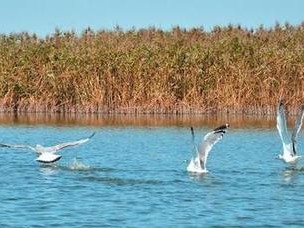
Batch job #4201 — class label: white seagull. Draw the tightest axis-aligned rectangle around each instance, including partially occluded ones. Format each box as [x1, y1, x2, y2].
[0, 132, 96, 163]
[277, 101, 304, 163]
[187, 124, 229, 173]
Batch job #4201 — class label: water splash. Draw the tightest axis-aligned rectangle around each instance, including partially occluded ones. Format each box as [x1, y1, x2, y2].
[68, 157, 90, 170]
[187, 156, 207, 174]
[39, 165, 59, 176]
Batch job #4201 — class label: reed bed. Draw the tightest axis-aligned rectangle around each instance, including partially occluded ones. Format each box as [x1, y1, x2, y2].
[0, 23, 304, 115]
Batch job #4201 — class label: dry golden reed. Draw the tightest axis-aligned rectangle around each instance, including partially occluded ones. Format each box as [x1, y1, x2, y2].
[0, 23, 304, 114]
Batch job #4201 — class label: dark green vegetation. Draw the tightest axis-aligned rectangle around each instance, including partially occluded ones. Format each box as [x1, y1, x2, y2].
[0, 23, 303, 114]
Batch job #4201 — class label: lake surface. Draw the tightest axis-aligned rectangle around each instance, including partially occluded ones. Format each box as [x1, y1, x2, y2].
[1, 114, 304, 227]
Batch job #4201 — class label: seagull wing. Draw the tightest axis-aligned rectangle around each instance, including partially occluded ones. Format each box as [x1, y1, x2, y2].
[276, 102, 292, 155]
[48, 132, 96, 153]
[190, 127, 199, 155]
[198, 125, 228, 169]
[0, 143, 35, 151]
[291, 106, 304, 155]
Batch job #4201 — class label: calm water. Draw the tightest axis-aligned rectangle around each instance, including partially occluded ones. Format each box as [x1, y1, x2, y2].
[1, 115, 304, 227]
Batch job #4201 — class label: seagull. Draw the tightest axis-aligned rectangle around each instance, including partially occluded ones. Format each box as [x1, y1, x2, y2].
[277, 101, 304, 163]
[187, 124, 229, 173]
[0, 132, 96, 163]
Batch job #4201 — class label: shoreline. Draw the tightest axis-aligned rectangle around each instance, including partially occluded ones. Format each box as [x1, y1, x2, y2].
[0, 105, 300, 116]
[0, 104, 301, 116]
[0, 109, 279, 128]
[1, 107, 302, 128]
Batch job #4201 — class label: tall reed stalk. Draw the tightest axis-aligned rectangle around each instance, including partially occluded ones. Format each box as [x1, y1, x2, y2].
[0, 23, 304, 114]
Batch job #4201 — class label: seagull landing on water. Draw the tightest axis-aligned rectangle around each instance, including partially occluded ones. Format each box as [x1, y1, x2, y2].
[277, 101, 304, 163]
[0, 132, 96, 163]
[187, 124, 229, 173]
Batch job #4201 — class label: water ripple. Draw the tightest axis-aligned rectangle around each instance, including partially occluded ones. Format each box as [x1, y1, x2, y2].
[1, 125, 304, 227]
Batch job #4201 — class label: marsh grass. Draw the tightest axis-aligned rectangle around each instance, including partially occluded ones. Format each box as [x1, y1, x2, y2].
[0, 23, 304, 114]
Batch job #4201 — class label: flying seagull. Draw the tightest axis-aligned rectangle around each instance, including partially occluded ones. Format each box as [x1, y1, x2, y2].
[187, 124, 229, 173]
[277, 101, 304, 163]
[0, 132, 96, 163]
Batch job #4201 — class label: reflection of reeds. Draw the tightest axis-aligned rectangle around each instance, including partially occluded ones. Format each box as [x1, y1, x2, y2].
[0, 112, 278, 128]
[0, 24, 304, 114]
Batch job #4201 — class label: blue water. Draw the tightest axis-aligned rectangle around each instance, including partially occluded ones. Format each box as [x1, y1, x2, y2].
[1, 122, 304, 227]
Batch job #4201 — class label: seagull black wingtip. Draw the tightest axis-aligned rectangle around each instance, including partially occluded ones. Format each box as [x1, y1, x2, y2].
[88, 132, 96, 139]
[278, 99, 285, 108]
[213, 124, 229, 132]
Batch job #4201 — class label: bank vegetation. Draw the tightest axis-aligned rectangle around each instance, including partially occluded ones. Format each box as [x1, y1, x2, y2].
[0, 23, 304, 115]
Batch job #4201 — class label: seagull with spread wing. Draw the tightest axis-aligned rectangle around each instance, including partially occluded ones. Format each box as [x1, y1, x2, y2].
[0, 132, 96, 163]
[277, 101, 304, 163]
[187, 124, 229, 173]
